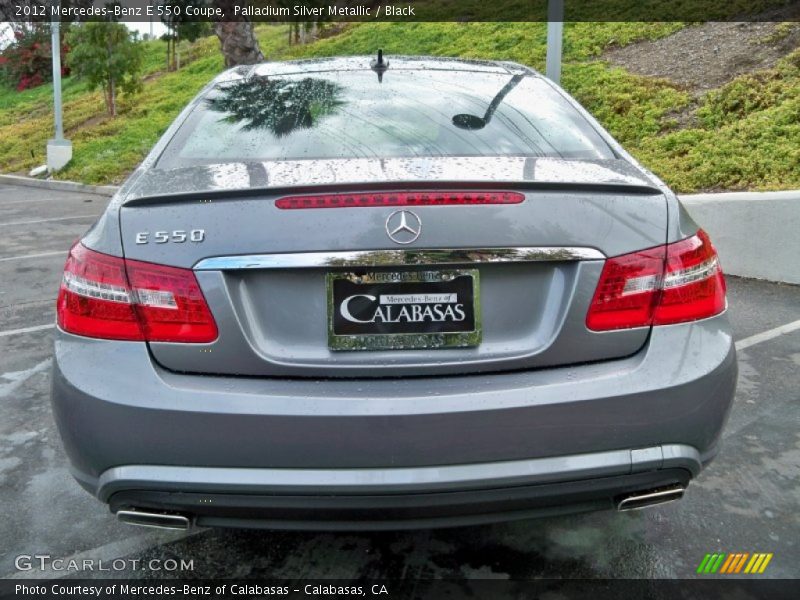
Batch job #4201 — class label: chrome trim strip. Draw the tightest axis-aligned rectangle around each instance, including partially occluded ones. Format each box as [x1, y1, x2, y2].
[194, 247, 605, 270]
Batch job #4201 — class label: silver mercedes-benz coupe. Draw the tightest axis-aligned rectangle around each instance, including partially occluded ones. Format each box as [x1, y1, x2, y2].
[51, 56, 737, 530]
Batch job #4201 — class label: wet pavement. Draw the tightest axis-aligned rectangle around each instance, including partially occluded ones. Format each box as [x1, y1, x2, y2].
[0, 182, 798, 580]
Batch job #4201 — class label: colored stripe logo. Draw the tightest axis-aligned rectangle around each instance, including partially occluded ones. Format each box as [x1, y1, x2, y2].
[697, 553, 773, 574]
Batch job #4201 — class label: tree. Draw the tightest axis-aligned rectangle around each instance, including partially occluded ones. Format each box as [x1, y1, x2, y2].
[206, 77, 344, 137]
[67, 22, 144, 117]
[0, 23, 70, 91]
[284, 1, 328, 46]
[212, 0, 264, 67]
[161, 0, 212, 71]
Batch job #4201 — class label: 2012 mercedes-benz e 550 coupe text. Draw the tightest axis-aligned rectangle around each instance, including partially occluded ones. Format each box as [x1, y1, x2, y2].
[51, 56, 737, 531]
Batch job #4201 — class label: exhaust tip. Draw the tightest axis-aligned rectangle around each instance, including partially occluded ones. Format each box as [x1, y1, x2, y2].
[116, 509, 191, 530]
[616, 485, 685, 511]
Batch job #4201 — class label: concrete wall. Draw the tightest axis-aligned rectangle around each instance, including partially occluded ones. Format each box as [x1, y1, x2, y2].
[680, 190, 799, 285]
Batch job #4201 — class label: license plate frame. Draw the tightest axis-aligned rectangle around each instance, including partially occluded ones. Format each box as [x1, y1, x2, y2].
[327, 269, 481, 351]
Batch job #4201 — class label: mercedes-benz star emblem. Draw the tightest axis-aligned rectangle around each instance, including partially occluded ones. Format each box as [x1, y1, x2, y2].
[385, 210, 422, 245]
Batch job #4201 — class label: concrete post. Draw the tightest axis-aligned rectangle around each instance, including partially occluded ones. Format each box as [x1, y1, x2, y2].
[546, 0, 564, 84]
[47, 5, 72, 172]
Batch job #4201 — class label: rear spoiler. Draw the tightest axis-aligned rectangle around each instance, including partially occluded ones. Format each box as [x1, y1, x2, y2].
[121, 180, 663, 207]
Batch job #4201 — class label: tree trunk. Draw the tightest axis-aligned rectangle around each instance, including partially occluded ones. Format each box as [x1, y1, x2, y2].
[106, 37, 116, 116]
[109, 77, 116, 117]
[212, 2, 264, 68]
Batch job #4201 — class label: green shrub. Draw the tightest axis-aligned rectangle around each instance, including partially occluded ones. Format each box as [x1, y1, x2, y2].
[67, 23, 145, 116]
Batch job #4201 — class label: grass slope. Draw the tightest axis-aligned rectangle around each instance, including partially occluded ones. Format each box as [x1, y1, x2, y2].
[0, 22, 798, 193]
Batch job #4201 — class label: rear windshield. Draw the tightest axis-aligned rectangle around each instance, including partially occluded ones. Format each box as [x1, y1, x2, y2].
[157, 69, 615, 169]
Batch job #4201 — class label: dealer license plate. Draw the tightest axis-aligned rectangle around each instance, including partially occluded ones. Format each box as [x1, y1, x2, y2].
[327, 269, 481, 351]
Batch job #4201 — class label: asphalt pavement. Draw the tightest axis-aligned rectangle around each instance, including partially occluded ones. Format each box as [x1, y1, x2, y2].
[0, 182, 798, 580]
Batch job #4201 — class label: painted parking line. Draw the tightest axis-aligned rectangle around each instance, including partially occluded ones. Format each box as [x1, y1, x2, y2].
[0, 214, 99, 227]
[0, 250, 66, 263]
[0, 298, 54, 308]
[0, 198, 91, 207]
[735, 318, 800, 351]
[0, 317, 798, 345]
[0, 358, 51, 398]
[0, 323, 55, 338]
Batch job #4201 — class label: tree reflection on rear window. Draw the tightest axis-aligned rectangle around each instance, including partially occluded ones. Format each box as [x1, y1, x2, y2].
[158, 70, 615, 169]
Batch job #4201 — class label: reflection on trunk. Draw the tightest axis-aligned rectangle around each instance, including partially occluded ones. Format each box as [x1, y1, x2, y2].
[206, 77, 345, 137]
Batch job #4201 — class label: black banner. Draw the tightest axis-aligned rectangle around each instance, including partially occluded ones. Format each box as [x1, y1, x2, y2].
[2, 579, 800, 600]
[1, 0, 800, 23]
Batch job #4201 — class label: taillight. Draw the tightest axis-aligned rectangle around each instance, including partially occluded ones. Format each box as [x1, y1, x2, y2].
[653, 229, 726, 325]
[585, 246, 665, 331]
[126, 259, 218, 343]
[587, 230, 726, 331]
[57, 244, 217, 343]
[275, 191, 524, 209]
[57, 244, 142, 340]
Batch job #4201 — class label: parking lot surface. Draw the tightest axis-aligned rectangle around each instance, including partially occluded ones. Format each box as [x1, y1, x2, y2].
[1, 182, 798, 580]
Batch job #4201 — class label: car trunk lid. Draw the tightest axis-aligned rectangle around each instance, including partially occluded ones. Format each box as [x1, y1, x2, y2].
[118, 157, 666, 378]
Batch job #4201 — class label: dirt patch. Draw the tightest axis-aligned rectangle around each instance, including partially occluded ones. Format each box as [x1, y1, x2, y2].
[64, 113, 109, 136]
[604, 19, 800, 92]
[143, 71, 162, 83]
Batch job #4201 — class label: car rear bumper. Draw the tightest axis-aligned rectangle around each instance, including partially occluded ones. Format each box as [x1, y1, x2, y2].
[107, 467, 694, 531]
[51, 314, 736, 527]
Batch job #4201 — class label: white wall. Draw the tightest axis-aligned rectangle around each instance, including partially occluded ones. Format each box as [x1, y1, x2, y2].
[681, 191, 800, 285]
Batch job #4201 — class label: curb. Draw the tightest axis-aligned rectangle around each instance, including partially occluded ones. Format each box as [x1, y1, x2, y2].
[0, 174, 119, 197]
